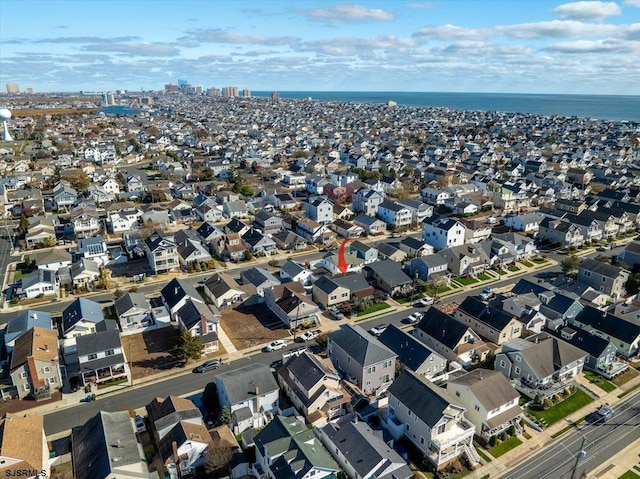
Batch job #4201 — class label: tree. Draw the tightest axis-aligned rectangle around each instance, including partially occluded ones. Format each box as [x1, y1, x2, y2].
[62, 170, 91, 192]
[427, 275, 448, 300]
[217, 406, 232, 426]
[18, 213, 30, 237]
[560, 256, 580, 275]
[175, 328, 203, 362]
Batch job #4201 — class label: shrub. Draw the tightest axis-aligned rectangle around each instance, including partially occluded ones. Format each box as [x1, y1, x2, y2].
[553, 394, 562, 403]
[489, 435, 497, 447]
[543, 398, 554, 409]
[564, 387, 573, 396]
[534, 394, 542, 405]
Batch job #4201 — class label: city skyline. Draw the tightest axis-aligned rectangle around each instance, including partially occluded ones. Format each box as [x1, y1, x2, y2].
[1, 0, 639, 95]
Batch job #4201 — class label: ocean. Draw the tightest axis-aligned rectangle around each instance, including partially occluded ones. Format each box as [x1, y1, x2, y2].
[251, 91, 640, 123]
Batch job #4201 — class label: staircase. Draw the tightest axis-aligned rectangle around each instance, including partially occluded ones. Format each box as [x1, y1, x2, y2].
[463, 443, 482, 465]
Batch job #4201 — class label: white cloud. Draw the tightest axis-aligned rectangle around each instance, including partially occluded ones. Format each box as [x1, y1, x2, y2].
[545, 38, 640, 53]
[183, 29, 298, 46]
[624, 0, 640, 6]
[405, 2, 434, 9]
[496, 20, 619, 38]
[81, 42, 181, 57]
[294, 4, 395, 24]
[414, 24, 490, 41]
[552, 1, 621, 20]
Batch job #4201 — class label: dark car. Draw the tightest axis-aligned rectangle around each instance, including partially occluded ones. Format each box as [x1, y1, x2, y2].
[193, 359, 222, 373]
[587, 405, 615, 424]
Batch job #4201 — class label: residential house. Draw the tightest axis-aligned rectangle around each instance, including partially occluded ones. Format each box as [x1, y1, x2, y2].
[331, 273, 376, 305]
[406, 255, 449, 282]
[305, 174, 329, 195]
[202, 273, 246, 309]
[125, 174, 144, 193]
[196, 221, 225, 244]
[385, 370, 478, 471]
[353, 213, 387, 235]
[413, 307, 488, 367]
[10, 327, 61, 400]
[0, 414, 50, 479]
[312, 276, 351, 309]
[25, 219, 56, 249]
[242, 228, 277, 256]
[296, 217, 331, 244]
[35, 248, 72, 272]
[240, 267, 281, 299]
[176, 299, 220, 352]
[76, 328, 129, 387]
[333, 204, 354, 221]
[265, 282, 320, 328]
[617, 241, 640, 269]
[252, 415, 339, 479]
[53, 183, 78, 210]
[108, 209, 141, 233]
[495, 332, 588, 398]
[453, 297, 523, 345]
[87, 185, 115, 204]
[216, 363, 280, 433]
[352, 188, 384, 216]
[570, 305, 640, 358]
[422, 217, 467, 250]
[195, 202, 223, 223]
[115, 292, 170, 334]
[438, 243, 490, 277]
[399, 237, 434, 257]
[272, 230, 309, 251]
[223, 200, 248, 219]
[577, 258, 629, 299]
[161, 278, 205, 320]
[503, 212, 544, 233]
[327, 324, 397, 395]
[70, 258, 100, 289]
[378, 325, 447, 381]
[304, 196, 334, 225]
[363, 260, 413, 297]
[19, 268, 57, 299]
[76, 236, 109, 266]
[253, 210, 283, 236]
[349, 240, 378, 264]
[62, 297, 105, 344]
[492, 232, 538, 260]
[269, 192, 298, 211]
[279, 260, 315, 285]
[174, 230, 212, 269]
[277, 351, 350, 425]
[144, 232, 179, 274]
[213, 233, 246, 262]
[318, 420, 413, 479]
[537, 217, 584, 247]
[3, 310, 53, 353]
[445, 369, 522, 441]
[377, 201, 412, 229]
[70, 205, 101, 238]
[71, 411, 149, 479]
[397, 198, 434, 224]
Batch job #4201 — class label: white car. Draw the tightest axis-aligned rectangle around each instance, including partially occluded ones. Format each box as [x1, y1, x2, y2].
[135, 415, 146, 433]
[263, 340, 287, 352]
[369, 324, 389, 336]
[407, 312, 422, 323]
[297, 330, 319, 342]
[417, 296, 434, 307]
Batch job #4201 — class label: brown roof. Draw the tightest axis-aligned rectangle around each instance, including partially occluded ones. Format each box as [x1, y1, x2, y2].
[10, 327, 58, 371]
[146, 395, 198, 421]
[209, 425, 239, 449]
[448, 369, 520, 411]
[0, 414, 45, 475]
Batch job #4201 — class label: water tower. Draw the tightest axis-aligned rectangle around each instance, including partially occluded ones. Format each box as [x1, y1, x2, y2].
[0, 108, 13, 141]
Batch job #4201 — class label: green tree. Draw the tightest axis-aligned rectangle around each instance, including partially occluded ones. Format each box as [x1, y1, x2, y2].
[217, 406, 232, 426]
[18, 213, 30, 237]
[175, 328, 203, 362]
[63, 170, 91, 192]
[560, 256, 580, 275]
[427, 275, 448, 300]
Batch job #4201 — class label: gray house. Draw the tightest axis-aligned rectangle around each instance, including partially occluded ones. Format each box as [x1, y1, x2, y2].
[577, 258, 629, 299]
[253, 210, 283, 236]
[327, 324, 397, 395]
[618, 241, 640, 269]
[406, 255, 449, 282]
[363, 260, 413, 296]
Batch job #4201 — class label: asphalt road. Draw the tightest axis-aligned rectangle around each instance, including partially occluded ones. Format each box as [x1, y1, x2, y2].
[500, 391, 640, 479]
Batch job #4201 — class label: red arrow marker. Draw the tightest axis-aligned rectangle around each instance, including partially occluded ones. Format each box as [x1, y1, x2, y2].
[337, 239, 350, 275]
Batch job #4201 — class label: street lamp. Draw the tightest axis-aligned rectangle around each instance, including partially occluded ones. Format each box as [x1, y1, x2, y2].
[569, 437, 587, 479]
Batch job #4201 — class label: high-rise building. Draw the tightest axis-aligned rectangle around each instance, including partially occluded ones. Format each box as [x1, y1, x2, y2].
[101, 93, 109, 106]
[206, 88, 221, 97]
[271, 91, 280, 101]
[195, 86, 203, 95]
[107, 92, 116, 105]
[5, 83, 19, 94]
[222, 86, 239, 97]
[164, 83, 179, 93]
[242, 89, 251, 98]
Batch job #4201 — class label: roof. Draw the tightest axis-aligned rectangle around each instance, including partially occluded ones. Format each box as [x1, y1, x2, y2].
[62, 297, 105, 333]
[146, 396, 202, 437]
[387, 370, 455, 428]
[378, 325, 443, 372]
[161, 278, 203, 310]
[447, 369, 520, 411]
[457, 296, 516, 331]
[579, 258, 626, 279]
[328, 324, 396, 367]
[72, 410, 145, 479]
[157, 420, 213, 462]
[242, 266, 281, 288]
[0, 414, 45, 476]
[5, 310, 52, 344]
[76, 329, 122, 357]
[21, 268, 55, 289]
[364, 260, 412, 287]
[10, 326, 59, 371]
[415, 307, 475, 349]
[204, 272, 243, 298]
[330, 272, 373, 293]
[216, 363, 279, 405]
[280, 260, 306, 279]
[254, 416, 338, 478]
[314, 275, 342, 294]
[322, 421, 412, 479]
[114, 292, 149, 318]
[283, 351, 337, 392]
[547, 326, 613, 358]
[353, 213, 384, 227]
[177, 299, 219, 330]
[574, 305, 640, 344]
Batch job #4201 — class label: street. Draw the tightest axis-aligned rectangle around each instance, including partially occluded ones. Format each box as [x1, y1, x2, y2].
[500, 392, 640, 479]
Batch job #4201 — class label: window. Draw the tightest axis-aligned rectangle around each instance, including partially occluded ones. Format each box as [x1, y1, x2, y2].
[515, 367, 521, 374]
[437, 423, 446, 434]
[105, 349, 115, 356]
[500, 360, 506, 368]
[88, 353, 98, 360]
[516, 356, 521, 362]
[48, 377, 56, 384]
[23, 384, 30, 391]
[455, 391, 460, 397]
[420, 436, 425, 445]
[474, 405, 480, 411]
[21, 372, 28, 379]
[406, 424, 411, 432]
[43, 366, 50, 373]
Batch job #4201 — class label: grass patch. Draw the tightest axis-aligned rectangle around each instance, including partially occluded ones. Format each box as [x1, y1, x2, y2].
[583, 370, 617, 393]
[508, 265, 520, 272]
[489, 437, 523, 458]
[520, 260, 533, 267]
[522, 431, 532, 440]
[618, 382, 640, 399]
[477, 273, 491, 281]
[357, 301, 391, 317]
[480, 475, 491, 479]
[97, 377, 129, 389]
[13, 270, 23, 281]
[532, 257, 548, 264]
[456, 277, 479, 286]
[475, 447, 492, 463]
[527, 388, 594, 427]
[617, 471, 640, 479]
[551, 418, 585, 438]
[612, 368, 639, 387]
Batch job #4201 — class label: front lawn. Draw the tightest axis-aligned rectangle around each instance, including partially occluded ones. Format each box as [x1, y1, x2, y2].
[489, 437, 523, 458]
[508, 265, 520, 272]
[520, 260, 534, 267]
[583, 370, 617, 393]
[532, 257, 548, 264]
[357, 301, 391, 317]
[457, 277, 478, 286]
[527, 388, 594, 427]
[618, 471, 640, 479]
[477, 273, 491, 281]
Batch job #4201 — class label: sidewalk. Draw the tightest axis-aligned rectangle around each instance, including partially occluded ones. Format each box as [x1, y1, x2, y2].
[464, 373, 640, 479]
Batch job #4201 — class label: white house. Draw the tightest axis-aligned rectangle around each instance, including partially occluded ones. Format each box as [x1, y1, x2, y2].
[503, 212, 544, 233]
[377, 201, 412, 229]
[422, 217, 467, 250]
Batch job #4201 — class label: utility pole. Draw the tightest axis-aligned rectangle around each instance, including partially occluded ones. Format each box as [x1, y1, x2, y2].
[569, 437, 587, 479]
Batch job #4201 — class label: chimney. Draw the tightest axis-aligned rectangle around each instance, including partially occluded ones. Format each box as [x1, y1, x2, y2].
[172, 441, 179, 464]
[117, 439, 124, 448]
[201, 314, 208, 334]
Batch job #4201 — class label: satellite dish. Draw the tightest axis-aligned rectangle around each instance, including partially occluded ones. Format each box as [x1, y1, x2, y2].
[0, 108, 13, 141]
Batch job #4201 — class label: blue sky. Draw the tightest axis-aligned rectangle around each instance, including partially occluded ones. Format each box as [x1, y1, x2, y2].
[1, 0, 639, 94]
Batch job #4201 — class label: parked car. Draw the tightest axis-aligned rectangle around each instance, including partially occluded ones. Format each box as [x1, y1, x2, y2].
[297, 330, 320, 342]
[135, 415, 147, 433]
[369, 324, 389, 336]
[596, 244, 611, 251]
[390, 233, 402, 238]
[193, 359, 222, 373]
[479, 286, 494, 301]
[406, 312, 422, 323]
[263, 339, 287, 352]
[328, 308, 345, 320]
[415, 296, 434, 307]
[591, 405, 615, 423]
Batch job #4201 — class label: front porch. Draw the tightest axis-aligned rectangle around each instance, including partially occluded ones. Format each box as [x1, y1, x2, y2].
[81, 363, 128, 387]
[515, 377, 575, 400]
[595, 360, 629, 380]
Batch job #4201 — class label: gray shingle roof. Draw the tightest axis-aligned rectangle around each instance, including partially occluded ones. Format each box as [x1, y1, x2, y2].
[378, 325, 440, 372]
[579, 258, 625, 279]
[328, 324, 396, 367]
[216, 363, 279, 405]
[415, 307, 473, 349]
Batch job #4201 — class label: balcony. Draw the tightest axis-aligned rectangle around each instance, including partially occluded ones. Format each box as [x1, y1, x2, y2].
[431, 419, 475, 451]
[596, 361, 628, 380]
